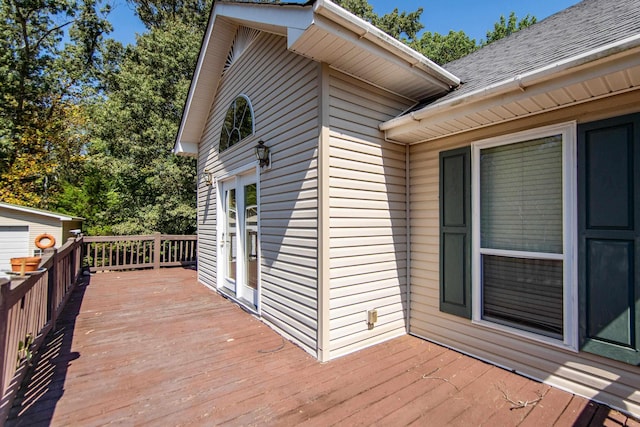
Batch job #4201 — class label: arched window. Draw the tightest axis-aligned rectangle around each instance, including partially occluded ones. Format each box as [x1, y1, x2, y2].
[219, 95, 254, 151]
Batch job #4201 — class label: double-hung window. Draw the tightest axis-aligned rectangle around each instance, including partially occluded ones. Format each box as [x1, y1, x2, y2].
[471, 123, 577, 350]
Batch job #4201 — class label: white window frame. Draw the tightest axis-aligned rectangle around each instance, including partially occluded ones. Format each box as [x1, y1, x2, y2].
[471, 122, 578, 351]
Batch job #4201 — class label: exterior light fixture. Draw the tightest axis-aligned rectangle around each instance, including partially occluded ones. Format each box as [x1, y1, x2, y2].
[202, 169, 214, 186]
[255, 140, 270, 168]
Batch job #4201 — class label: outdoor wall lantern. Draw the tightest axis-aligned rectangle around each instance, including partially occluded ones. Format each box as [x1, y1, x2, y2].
[202, 169, 214, 186]
[255, 140, 270, 168]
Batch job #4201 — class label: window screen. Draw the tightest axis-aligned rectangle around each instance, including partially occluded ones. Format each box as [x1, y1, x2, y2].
[479, 135, 564, 338]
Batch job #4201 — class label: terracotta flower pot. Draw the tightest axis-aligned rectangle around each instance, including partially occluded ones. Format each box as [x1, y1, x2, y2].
[10, 257, 42, 273]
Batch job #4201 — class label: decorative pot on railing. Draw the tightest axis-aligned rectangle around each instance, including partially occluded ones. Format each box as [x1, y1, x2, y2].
[10, 257, 42, 273]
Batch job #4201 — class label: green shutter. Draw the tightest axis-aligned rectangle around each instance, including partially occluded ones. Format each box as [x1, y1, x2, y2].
[439, 146, 471, 318]
[578, 113, 640, 365]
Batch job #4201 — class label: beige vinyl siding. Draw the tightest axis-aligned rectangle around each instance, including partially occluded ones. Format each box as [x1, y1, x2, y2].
[0, 208, 73, 256]
[327, 70, 414, 359]
[198, 31, 320, 356]
[409, 99, 640, 416]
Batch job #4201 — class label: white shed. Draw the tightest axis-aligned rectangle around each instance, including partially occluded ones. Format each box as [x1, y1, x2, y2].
[0, 202, 83, 271]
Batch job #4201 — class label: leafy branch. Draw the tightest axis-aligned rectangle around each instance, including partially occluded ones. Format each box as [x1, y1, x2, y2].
[16, 333, 34, 368]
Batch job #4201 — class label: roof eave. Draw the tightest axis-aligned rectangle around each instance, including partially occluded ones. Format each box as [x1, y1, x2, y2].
[381, 34, 640, 143]
[312, 0, 460, 88]
[0, 202, 84, 221]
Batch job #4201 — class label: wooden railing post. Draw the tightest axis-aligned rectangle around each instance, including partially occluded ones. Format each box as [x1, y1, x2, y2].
[68, 237, 76, 285]
[46, 248, 58, 332]
[0, 280, 9, 408]
[153, 233, 161, 270]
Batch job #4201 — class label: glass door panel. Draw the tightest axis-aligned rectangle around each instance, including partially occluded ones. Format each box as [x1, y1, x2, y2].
[243, 182, 258, 299]
[223, 187, 237, 291]
[219, 173, 258, 308]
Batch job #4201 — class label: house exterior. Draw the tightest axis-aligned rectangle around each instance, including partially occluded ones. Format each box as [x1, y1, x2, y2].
[175, 0, 640, 417]
[0, 202, 83, 270]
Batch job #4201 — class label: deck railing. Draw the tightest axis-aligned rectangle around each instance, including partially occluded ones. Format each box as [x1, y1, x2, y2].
[0, 236, 84, 424]
[84, 233, 197, 272]
[0, 233, 197, 424]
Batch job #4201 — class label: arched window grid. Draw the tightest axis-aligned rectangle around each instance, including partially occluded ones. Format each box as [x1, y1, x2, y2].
[219, 94, 254, 152]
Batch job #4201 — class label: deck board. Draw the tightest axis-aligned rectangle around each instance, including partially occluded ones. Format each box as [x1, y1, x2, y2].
[5, 268, 637, 426]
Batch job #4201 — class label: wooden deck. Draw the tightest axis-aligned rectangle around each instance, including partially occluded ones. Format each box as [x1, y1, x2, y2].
[6, 268, 638, 426]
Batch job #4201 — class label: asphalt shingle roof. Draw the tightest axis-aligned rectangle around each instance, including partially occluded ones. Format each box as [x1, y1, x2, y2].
[429, 0, 640, 107]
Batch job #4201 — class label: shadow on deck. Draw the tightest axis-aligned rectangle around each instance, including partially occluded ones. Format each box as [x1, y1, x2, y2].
[6, 268, 638, 426]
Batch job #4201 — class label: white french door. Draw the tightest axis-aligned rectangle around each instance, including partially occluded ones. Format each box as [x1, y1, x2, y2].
[219, 171, 259, 308]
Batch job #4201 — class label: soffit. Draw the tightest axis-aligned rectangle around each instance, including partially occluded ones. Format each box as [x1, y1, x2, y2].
[288, 15, 454, 101]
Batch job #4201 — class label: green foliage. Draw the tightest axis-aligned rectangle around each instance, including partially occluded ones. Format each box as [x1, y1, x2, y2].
[336, 2, 536, 65]
[412, 30, 478, 66]
[0, 0, 111, 207]
[84, 1, 211, 235]
[131, 0, 211, 29]
[483, 12, 537, 46]
[334, 0, 424, 43]
[17, 333, 34, 367]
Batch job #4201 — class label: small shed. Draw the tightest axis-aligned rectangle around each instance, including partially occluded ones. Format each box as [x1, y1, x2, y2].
[0, 202, 83, 271]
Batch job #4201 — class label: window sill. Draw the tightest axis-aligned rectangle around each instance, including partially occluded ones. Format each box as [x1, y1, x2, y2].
[471, 317, 579, 353]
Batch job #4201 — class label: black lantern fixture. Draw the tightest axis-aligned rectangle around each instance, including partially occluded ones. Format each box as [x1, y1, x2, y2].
[255, 140, 270, 168]
[202, 169, 213, 186]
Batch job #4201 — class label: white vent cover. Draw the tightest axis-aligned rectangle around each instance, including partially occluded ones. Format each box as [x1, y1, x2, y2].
[224, 26, 261, 73]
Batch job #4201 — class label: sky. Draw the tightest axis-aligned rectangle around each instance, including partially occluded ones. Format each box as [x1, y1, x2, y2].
[106, 0, 582, 46]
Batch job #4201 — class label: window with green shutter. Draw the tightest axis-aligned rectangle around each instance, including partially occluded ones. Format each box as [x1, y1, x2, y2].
[438, 118, 640, 364]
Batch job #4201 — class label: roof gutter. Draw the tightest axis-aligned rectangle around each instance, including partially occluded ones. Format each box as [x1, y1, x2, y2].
[380, 33, 640, 131]
[312, 0, 460, 89]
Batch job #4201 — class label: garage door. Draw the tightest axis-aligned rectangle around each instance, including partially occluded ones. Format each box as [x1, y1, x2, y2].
[0, 226, 29, 271]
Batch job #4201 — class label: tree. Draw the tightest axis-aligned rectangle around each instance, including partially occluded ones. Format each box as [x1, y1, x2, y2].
[334, 0, 424, 43]
[334, 1, 536, 64]
[0, 101, 90, 207]
[0, 0, 111, 208]
[0, 0, 538, 235]
[412, 30, 477, 66]
[131, 0, 211, 29]
[82, 0, 533, 235]
[483, 12, 537, 46]
[84, 0, 212, 235]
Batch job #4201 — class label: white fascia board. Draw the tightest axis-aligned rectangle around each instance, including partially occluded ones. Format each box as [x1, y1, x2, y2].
[313, 0, 460, 88]
[287, 27, 307, 47]
[174, 1, 221, 154]
[0, 202, 83, 221]
[216, 1, 313, 34]
[381, 33, 640, 133]
[173, 140, 198, 157]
